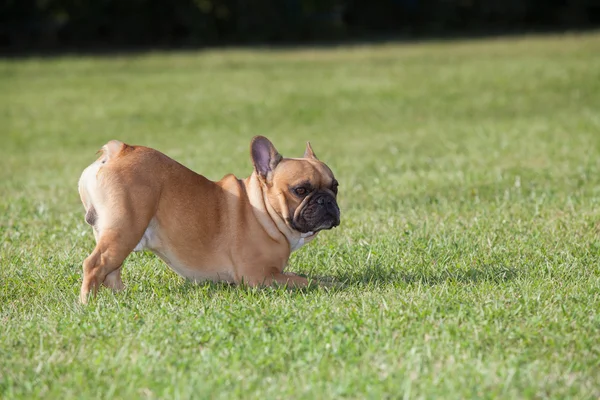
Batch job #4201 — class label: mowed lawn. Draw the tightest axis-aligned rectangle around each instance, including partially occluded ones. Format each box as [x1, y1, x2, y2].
[2, 33, 600, 399]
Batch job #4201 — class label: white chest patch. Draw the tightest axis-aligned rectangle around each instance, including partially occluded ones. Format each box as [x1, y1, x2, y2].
[290, 238, 305, 252]
[290, 232, 314, 252]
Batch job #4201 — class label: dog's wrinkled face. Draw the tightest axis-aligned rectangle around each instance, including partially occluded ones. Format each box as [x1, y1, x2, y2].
[272, 158, 340, 234]
[251, 136, 340, 235]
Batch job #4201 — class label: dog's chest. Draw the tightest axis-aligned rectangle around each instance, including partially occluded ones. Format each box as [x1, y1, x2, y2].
[289, 232, 314, 252]
[290, 237, 305, 252]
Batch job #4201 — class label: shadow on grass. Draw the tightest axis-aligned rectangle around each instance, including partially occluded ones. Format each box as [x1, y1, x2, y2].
[163, 263, 520, 298]
[167, 278, 327, 296]
[314, 263, 521, 290]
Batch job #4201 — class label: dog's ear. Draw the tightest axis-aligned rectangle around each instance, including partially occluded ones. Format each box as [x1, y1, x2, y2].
[251, 136, 282, 182]
[303, 141, 318, 160]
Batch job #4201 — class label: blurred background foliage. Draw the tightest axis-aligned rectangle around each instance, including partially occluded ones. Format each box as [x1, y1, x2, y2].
[2, 0, 600, 52]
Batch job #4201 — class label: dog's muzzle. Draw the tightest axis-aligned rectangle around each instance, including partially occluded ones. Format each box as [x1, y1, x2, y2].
[293, 192, 340, 233]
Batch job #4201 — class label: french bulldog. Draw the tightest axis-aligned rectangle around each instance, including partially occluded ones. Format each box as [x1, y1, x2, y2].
[77, 136, 340, 303]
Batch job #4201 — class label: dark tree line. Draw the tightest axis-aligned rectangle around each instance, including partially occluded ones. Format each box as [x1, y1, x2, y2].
[2, 0, 599, 52]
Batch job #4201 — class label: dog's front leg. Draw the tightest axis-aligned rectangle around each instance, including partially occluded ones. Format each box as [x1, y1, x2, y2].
[241, 271, 310, 288]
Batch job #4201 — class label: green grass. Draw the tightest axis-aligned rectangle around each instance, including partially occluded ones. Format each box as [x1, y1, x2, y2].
[2, 33, 600, 399]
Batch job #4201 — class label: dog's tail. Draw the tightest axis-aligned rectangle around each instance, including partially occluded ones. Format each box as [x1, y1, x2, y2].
[78, 140, 125, 226]
[96, 140, 125, 164]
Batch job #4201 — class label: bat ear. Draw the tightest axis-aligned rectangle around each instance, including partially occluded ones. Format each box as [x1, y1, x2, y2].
[251, 136, 282, 181]
[303, 141, 318, 160]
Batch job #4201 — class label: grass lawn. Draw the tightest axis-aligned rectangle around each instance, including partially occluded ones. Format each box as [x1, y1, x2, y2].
[2, 33, 600, 399]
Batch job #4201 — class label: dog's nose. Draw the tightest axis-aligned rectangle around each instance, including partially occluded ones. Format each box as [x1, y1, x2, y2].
[325, 201, 340, 225]
[331, 212, 341, 227]
[317, 195, 334, 205]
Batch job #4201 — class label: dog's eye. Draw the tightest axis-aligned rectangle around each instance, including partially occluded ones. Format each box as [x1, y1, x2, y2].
[294, 187, 308, 197]
[332, 181, 339, 195]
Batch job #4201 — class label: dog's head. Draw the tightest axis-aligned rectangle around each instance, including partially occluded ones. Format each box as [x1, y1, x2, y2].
[251, 136, 340, 236]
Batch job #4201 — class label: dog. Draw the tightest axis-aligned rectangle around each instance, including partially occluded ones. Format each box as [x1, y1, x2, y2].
[77, 136, 340, 303]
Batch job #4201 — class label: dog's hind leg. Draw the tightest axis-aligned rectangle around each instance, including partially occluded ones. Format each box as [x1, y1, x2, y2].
[78, 140, 157, 303]
[80, 221, 146, 304]
[79, 194, 154, 304]
[103, 267, 125, 291]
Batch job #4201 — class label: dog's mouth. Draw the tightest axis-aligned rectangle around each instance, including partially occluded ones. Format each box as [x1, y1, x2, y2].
[288, 218, 309, 234]
[288, 216, 339, 235]
[311, 219, 338, 233]
[288, 192, 340, 234]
